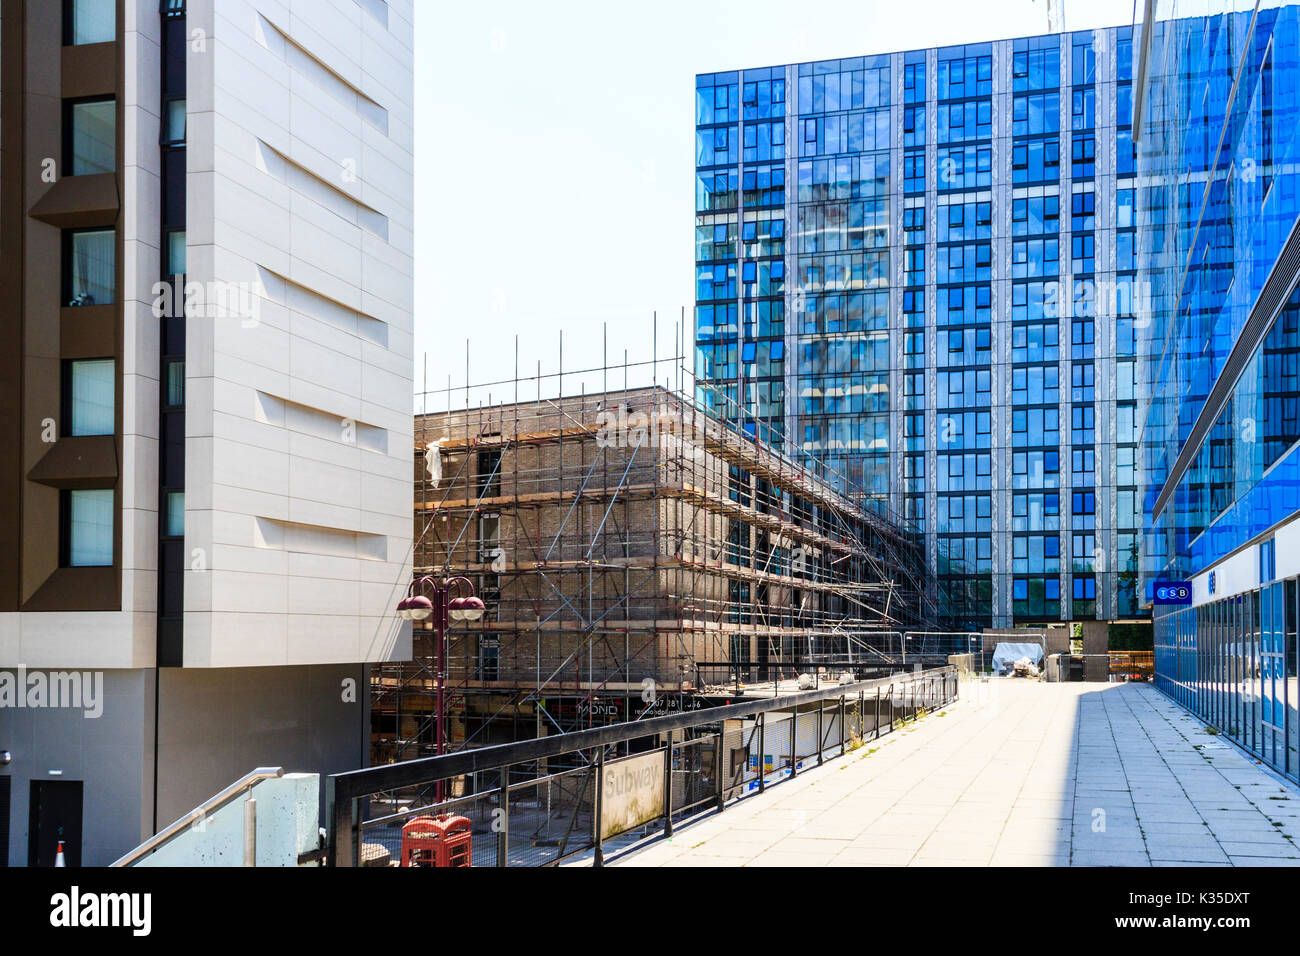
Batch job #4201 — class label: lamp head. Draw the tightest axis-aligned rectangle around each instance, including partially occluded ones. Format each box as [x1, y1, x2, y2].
[448, 595, 486, 622]
[398, 594, 434, 621]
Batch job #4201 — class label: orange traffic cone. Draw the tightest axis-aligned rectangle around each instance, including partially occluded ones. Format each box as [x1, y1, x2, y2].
[54, 840, 66, 867]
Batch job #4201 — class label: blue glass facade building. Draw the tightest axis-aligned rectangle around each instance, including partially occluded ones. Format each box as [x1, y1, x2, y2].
[1139, 1, 1300, 776]
[696, 28, 1146, 629]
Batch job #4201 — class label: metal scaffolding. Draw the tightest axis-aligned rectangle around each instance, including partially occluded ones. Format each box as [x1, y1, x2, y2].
[372, 328, 936, 763]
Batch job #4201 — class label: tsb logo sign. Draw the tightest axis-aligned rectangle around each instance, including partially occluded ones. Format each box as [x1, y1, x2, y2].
[1153, 581, 1192, 605]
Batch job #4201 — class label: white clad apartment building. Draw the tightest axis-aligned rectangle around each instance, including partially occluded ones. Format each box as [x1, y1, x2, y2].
[0, 0, 414, 866]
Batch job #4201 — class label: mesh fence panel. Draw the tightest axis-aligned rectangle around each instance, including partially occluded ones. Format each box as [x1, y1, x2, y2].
[671, 734, 719, 820]
[507, 762, 597, 866]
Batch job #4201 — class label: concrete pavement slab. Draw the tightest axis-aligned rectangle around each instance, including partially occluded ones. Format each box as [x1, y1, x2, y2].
[615, 682, 1300, 868]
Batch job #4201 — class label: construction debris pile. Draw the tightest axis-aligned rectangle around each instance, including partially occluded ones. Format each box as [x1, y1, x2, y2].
[1010, 657, 1041, 679]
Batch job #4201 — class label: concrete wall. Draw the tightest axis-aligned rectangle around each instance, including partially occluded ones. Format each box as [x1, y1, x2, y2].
[155, 663, 365, 829]
[0, 668, 156, 867]
[135, 772, 320, 867]
[180, 0, 414, 668]
[1, 661, 364, 866]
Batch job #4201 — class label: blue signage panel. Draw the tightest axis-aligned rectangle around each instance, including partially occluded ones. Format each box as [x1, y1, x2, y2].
[1152, 581, 1192, 605]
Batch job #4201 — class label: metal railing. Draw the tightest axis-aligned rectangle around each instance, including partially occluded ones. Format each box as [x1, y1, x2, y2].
[327, 666, 957, 867]
[112, 766, 284, 867]
[694, 656, 902, 693]
[693, 630, 987, 691]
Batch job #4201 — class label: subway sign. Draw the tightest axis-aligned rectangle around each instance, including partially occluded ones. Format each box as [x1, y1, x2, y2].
[1152, 581, 1192, 605]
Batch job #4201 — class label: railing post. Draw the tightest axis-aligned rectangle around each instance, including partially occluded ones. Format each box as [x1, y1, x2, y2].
[875, 686, 881, 739]
[663, 730, 674, 838]
[243, 797, 256, 867]
[593, 749, 605, 868]
[325, 776, 351, 869]
[757, 712, 766, 793]
[790, 701, 798, 777]
[497, 766, 509, 867]
[817, 699, 825, 766]
[714, 726, 725, 812]
[839, 694, 846, 754]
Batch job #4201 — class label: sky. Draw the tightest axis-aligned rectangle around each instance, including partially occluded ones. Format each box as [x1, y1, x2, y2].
[412, 0, 1138, 411]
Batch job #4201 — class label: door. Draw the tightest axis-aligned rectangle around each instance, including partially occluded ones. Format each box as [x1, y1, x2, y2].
[28, 780, 82, 867]
[0, 776, 9, 866]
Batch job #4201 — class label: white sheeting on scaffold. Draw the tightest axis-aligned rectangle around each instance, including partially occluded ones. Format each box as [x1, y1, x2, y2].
[990, 642, 1045, 675]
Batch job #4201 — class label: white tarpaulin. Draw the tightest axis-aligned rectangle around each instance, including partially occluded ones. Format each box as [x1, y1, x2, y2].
[991, 642, 1044, 675]
[423, 438, 443, 487]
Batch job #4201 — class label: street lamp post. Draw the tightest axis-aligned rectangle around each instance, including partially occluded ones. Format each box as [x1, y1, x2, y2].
[397, 575, 485, 802]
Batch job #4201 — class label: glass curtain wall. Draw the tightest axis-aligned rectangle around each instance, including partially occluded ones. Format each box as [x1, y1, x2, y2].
[1155, 581, 1299, 779]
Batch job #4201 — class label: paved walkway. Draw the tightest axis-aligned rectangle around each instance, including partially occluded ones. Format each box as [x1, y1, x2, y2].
[617, 680, 1300, 867]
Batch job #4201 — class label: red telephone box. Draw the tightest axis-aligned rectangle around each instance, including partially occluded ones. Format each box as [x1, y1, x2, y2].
[400, 814, 473, 867]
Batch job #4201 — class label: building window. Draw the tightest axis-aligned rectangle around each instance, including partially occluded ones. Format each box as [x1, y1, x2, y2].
[66, 98, 115, 175]
[65, 0, 115, 45]
[478, 513, 501, 563]
[65, 358, 114, 435]
[476, 448, 502, 498]
[165, 492, 184, 537]
[166, 230, 186, 275]
[165, 360, 185, 407]
[1072, 575, 1096, 616]
[478, 636, 500, 681]
[63, 488, 113, 567]
[64, 229, 115, 306]
[163, 98, 186, 145]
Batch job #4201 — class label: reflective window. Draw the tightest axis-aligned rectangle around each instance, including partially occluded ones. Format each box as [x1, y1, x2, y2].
[67, 358, 114, 436]
[67, 98, 115, 175]
[164, 98, 186, 145]
[167, 229, 186, 275]
[165, 491, 185, 537]
[65, 229, 115, 306]
[65, 0, 115, 45]
[65, 488, 113, 567]
[165, 360, 185, 407]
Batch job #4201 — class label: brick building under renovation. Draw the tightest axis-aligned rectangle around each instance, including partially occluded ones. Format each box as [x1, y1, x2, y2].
[372, 384, 935, 763]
